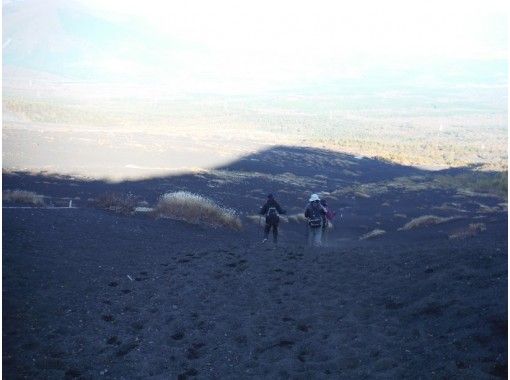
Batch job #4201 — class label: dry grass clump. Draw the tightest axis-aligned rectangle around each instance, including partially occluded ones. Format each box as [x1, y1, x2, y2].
[342, 169, 359, 177]
[398, 215, 459, 231]
[154, 191, 242, 230]
[333, 184, 383, 199]
[434, 171, 507, 198]
[449, 223, 486, 240]
[3, 190, 45, 206]
[287, 213, 307, 223]
[134, 207, 153, 213]
[330, 173, 505, 203]
[386, 176, 431, 192]
[354, 191, 371, 199]
[246, 214, 264, 225]
[433, 202, 468, 213]
[360, 229, 386, 240]
[475, 202, 502, 214]
[199, 169, 324, 189]
[95, 192, 137, 215]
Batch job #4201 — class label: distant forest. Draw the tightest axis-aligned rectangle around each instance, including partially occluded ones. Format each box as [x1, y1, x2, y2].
[3, 94, 507, 172]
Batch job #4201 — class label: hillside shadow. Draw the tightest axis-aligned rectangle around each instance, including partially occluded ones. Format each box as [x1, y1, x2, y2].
[3, 146, 507, 380]
[3, 145, 507, 244]
[3, 145, 505, 204]
[2, 145, 430, 203]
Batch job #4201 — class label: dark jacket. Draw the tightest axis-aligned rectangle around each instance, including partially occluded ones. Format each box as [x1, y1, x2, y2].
[260, 199, 285, 216]
[305, 201, 326, 220]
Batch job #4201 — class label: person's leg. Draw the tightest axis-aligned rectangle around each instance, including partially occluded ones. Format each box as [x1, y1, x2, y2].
[263, 222, 270, 241]
[314, 227, 322, 246]
[272, 221, 279, 243]
[309, 227, 318, 246]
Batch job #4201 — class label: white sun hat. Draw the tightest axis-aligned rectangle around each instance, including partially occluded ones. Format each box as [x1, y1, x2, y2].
[309, 193, 320, 202]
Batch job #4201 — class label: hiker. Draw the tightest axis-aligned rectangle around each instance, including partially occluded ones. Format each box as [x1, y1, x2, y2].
[259, 194, 286, 244]
[305, 193, 326, 246]
[320, 199, 336, 244]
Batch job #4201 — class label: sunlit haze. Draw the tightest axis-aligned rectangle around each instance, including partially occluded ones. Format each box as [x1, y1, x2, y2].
[3, 0, 508, 94]
[2, 0, 508, 177]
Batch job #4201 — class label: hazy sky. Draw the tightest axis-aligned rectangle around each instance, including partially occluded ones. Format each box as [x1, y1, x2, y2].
[3, 0, 508, 94]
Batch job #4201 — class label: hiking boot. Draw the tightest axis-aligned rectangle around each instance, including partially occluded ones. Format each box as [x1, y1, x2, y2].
[261, 238, 268, 243]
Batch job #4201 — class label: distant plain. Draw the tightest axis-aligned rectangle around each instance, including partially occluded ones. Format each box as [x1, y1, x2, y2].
[3, 80, 507, 180]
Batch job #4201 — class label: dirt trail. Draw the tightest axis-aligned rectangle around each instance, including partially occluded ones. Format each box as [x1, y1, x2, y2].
[3, 207, 507, 379]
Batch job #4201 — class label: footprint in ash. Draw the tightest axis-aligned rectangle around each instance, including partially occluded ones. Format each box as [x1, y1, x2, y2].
[177, 368, 198, 379]
[116, 341, 139, 357]
[171, 331, 185, 341]
[186, 342, 205, 360]
[101, 315, 114, 322]
[297, 323, 312, 332]
[131, 321, 144, 331]
[106, 336, 121, 345]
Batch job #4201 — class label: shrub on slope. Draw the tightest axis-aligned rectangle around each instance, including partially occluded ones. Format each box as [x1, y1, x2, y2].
[95, 192, 137, 215]
[3, 190, 45, 206]
[154, 191, 242, 230]
[398, 215, 460, 231]
[434, 171, 507, 197]
[360, 229, 386, 240]
[449, 223, 486, 240]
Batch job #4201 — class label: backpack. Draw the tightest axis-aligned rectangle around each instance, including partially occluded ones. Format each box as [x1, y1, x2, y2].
[308, 204, 323, 228]
[266, 207, 279, 223]
[325, 208, 336, 221]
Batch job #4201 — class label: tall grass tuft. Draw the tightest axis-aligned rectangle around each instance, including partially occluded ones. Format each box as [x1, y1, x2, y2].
[398, 215, 460, 231]
[95, 192, 137, 215]
[360, 229, 386, 240]
[287, 213, 307, 223]
[3, 190, 45, 206]
[154, 191, 242, 230]
[449, 223, 486, 240]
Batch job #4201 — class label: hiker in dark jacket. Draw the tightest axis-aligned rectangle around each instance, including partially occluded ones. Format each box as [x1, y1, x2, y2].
[259, 194, 286, 243]
[305, 193, 326, 246]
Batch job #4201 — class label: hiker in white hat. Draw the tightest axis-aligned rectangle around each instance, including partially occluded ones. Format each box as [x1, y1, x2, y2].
[304, 193, 326, 246]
